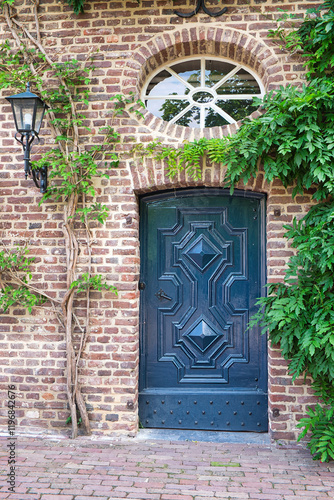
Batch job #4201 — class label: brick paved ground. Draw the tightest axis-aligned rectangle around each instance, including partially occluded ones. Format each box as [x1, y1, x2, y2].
[0, 435, 334, 500]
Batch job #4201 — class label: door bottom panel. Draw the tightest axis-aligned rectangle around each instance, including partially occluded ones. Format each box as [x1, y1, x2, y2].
[139, 391, 268, 432]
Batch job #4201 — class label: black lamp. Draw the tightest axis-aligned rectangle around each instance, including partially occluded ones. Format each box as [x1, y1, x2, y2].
[6, 82, 49, 193]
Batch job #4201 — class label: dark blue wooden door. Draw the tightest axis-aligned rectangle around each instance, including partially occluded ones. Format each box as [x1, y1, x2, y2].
[139, 189, 267, 431]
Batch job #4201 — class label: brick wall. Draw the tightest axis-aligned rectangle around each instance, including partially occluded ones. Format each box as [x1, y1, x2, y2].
[0, 0, 322, 439]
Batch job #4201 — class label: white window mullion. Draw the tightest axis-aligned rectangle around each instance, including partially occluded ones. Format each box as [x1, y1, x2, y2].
[145, 95, 190, 100]
[216, 94, 262, 100]
[166, 67, 195, 91]
[200, 58, 206, 88]
[200, 107, 205, 128]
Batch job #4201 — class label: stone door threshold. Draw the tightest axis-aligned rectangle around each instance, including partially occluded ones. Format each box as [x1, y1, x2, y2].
[136, 428, 271, 444]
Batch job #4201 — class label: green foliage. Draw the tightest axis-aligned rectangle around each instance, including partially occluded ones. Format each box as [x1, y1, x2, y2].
[268, 2, 334, 78]
[297, 380, 334, 461]
[109, 92, 145, 120]
[249, 202, 334, 461]
[0, 284, 45, 314]
[297, 3, 334, 78]
[0, 0, 85, 19]
[0, 34, 127, 326]
[250, 202, 334, 384]
[0, 41, 40, 90]
[64, 0, 85, 15]
[75, 203, 109, 225]
[66, 415, 82, 425]
[153, 138, 208, 180]
[0, 246, 34, 277]
[267, 8, 308, 55]
[214, 78, 334, 200]
[0, 47, 133, 224]
[145, 78, 334, 198]
[34, 147, 111, 224]
[70, 273, 118, 295]
[0, 247, 46, 313]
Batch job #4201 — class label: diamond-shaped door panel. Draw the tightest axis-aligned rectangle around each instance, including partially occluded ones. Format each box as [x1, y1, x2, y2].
[185, 235, 220, 271]
[185, 318, 220, 352]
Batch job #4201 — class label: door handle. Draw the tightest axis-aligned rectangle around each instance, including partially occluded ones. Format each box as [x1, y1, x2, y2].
[155, 289, 172, 301]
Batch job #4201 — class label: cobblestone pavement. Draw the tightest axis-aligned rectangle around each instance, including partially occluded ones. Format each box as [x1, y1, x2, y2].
[1, 434, 334, 500]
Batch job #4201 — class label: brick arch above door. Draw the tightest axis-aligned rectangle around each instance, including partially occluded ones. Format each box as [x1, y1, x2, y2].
[123, 25, 283, 141]
[129, 157, 270, 195]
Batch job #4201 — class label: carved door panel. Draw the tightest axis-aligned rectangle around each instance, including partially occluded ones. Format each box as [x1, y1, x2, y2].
[139, 189, 267, 431]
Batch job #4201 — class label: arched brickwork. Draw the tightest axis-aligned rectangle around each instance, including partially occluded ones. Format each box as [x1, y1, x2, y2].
[124, 25, 283, 142]
[130, 158, 269, 195]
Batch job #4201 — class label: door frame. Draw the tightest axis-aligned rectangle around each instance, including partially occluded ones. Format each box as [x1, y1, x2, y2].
[138, 187, 267, 429]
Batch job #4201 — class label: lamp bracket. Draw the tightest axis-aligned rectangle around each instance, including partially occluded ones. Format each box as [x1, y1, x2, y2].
[14, 131, 47, 193]
[31, 163, 48, 194]
[14, 131, 37, 149]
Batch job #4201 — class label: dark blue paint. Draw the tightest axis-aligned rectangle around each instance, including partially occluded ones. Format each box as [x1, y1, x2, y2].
[139, 189, 267, 431]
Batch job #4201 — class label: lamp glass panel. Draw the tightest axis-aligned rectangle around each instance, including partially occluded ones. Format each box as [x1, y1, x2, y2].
[34, 101, 46, 134]
[11, 98, 36, 132]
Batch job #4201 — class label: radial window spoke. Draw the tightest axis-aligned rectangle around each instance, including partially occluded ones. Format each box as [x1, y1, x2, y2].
[170, 102, 196, 124]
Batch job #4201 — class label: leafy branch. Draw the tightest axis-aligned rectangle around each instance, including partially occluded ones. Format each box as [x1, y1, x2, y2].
[0, 245, 53, 313]
[70, 273, 118, 295]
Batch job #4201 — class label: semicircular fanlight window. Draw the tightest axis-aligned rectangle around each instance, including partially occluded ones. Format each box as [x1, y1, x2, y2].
[142, 57, 265, 129]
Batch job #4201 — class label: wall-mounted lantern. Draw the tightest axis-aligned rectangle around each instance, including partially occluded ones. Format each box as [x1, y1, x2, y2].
[6, 82, 49, 193]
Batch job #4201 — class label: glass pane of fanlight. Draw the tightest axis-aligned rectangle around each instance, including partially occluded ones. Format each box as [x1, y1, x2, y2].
[192, 91, 214, 104]
[146, 98, 166, 119]
[175, 106, 200, 127]
[216, 69, 260, 95]
[204, 108, 229, 127]
[216, 99, 258, 121]
[146, 97, 190, 121]
[169, 60, 201, 88]
[147, 70, 190, 96]
[205, 60, 236, 88]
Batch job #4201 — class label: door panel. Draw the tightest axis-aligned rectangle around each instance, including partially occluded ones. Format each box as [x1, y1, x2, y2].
[139, 189, 267, 431]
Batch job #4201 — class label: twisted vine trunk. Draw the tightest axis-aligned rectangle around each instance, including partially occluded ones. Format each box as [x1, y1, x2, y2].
[61, 194, 91, 438]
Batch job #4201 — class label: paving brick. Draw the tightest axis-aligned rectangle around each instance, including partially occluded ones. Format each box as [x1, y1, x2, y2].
[40, 496, 74, 500]
[2, 435, 334, 500]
